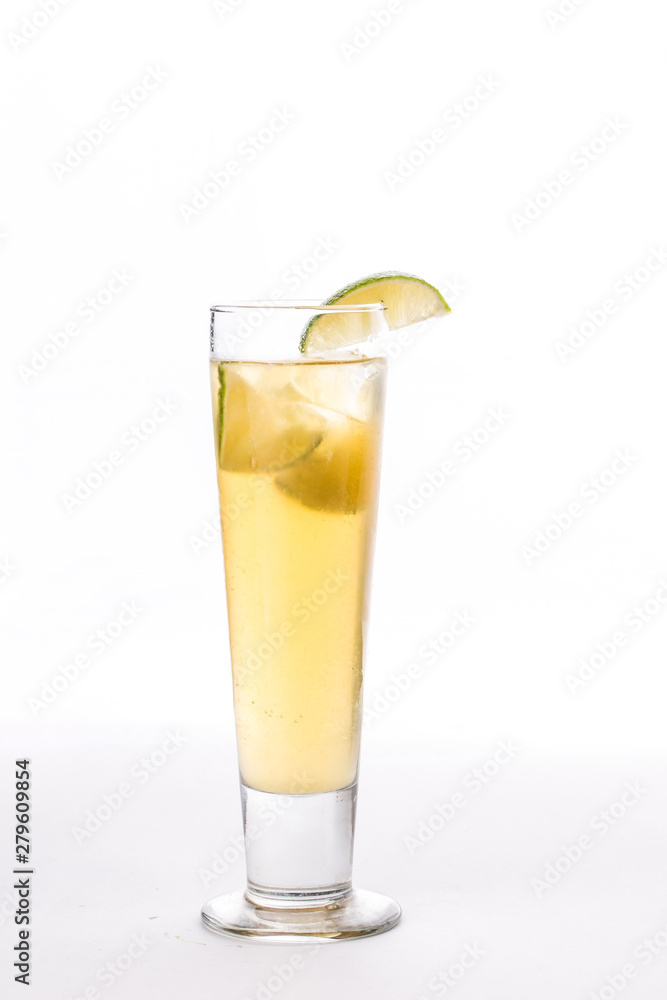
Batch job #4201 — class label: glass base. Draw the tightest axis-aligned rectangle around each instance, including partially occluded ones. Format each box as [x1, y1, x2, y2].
[202, 782, 400, 941]
[201, 887, 401, 942]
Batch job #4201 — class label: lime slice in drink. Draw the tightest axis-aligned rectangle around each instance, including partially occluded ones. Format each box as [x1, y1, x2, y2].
[300, 271, 450, 354]
[213, 364, 324, 473]
[276, 412, 379, 514]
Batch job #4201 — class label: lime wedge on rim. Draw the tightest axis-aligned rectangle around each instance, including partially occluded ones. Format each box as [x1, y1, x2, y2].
[299, 271, 450, 354]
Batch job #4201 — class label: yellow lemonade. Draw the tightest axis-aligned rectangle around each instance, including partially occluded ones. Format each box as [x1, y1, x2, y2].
[211, 357, 386, 794]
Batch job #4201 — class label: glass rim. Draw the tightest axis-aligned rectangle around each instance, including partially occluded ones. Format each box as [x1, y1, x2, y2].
[210, 300, 385, 314]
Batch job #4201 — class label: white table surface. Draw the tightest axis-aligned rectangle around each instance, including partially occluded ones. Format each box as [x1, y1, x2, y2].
[3, 723, 666, 1000]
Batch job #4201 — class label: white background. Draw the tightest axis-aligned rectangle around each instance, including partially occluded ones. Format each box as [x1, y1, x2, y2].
[2, 0, 667, 996]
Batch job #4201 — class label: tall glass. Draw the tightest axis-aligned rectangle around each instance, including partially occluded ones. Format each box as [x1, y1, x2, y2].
[201, 302, 401, 941]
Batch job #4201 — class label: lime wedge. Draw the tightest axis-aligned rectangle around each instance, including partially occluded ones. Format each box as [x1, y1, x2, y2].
[275, 413, 379, 513]
[212, 363, 323, 473]
[300, 271, 450, 354]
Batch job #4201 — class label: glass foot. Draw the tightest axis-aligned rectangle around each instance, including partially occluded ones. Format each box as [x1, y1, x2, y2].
[201, 888, 401, 942]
